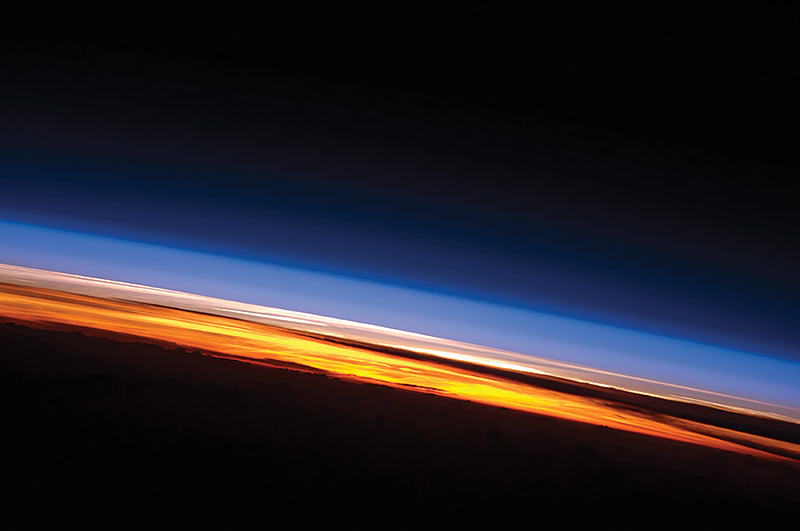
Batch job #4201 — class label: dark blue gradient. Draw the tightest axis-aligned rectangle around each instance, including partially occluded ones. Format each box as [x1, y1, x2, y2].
[0, 43, 797, 415]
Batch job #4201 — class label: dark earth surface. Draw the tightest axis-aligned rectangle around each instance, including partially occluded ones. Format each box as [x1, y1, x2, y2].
[1, 321, 798, 528]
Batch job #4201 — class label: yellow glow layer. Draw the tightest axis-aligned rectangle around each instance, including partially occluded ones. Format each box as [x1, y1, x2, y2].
[1, 282, 797, 461]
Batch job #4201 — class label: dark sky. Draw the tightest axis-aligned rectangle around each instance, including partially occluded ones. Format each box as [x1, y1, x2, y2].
[1, 1, 798, 357]
[3, 1, 796, 164]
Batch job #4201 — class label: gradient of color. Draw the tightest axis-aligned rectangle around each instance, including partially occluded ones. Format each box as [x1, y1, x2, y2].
[2, 264, 799, 461]
[1, 222, 798, 423]
[1, 42, 798, 475]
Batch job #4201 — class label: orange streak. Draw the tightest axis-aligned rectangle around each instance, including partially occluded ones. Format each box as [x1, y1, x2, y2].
[0, 282, 795, 461]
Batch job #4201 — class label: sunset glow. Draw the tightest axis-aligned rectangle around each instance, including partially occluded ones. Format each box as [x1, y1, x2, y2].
[2, 264, 798, 462]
